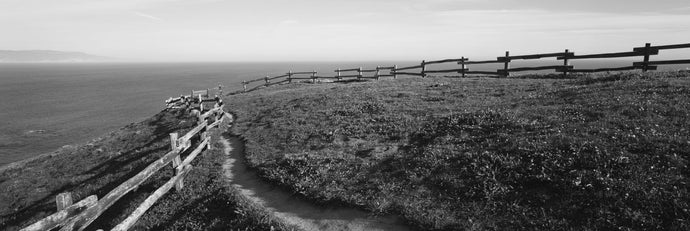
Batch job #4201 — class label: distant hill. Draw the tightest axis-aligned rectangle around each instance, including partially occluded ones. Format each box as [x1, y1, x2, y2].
[0, 50, 115, 62]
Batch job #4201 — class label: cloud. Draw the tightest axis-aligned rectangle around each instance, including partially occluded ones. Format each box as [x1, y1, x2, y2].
[404, 0, 690, 14]
[279, 20, 299, 25]
[133, 11, 164, 21]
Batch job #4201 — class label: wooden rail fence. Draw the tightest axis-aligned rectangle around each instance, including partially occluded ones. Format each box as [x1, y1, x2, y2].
[21, 88, 230, 231]
[237, 42, 690, 92]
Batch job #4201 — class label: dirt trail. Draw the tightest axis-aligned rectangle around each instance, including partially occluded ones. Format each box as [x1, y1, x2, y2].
[220, 136, 412, 231]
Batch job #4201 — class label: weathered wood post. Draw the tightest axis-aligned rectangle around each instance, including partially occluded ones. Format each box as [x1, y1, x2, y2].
[169, 133, 183, 190]
[502, 51, 511, 78]
[562, 49, 570, 78]
[311, 70, 316, 83]
[336, 68, 341, 81]
[173, 162, 184, 190]
[56, 192, 73, 211]
[288, 70, 293, 83]
[459, 57, 466, 78]
[242, 81, 247, 92]
[265, 76, 270, 86]
[202, 129, 211, 150]
[375, 66, 380, 80]
[421, 60, 426, 77]
[358, 67, 362, 80]
[642, 43, 651, 72]
[170, 133, 179, 151]
[393, 65, 398, 79]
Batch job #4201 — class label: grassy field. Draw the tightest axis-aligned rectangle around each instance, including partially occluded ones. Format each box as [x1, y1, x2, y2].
[226, 71, 690, 230]
[0, 108, 291, 230]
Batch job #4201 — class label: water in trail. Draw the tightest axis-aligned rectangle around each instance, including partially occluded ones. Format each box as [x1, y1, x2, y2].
[220, 136, 412, 231]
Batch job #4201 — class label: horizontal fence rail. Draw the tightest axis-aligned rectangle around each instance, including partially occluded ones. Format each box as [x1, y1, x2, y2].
[233, 42, 689, 93]
[557, 50, 657, 60]
[503, 52, 573, 60]
[21, 196, 98, 231]
[645, 43, 690, 50]
[392, 71, 424, 76]
[462, 60, 504, 65]
[424, 58, 468, 65]
[506, 65, 573, 72]
[422, 68, 468, 74]
[290, 71, 317, 75]
[392, 64, 423, 71]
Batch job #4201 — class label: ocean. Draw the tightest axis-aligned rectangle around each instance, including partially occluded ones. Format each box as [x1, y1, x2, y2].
[0, 62, 409, 167]
[1, 61, 688, 167]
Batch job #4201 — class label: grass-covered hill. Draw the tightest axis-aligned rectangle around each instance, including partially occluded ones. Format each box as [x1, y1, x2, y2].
[226, 72, 690, 230]
[0, 109, 288, 231]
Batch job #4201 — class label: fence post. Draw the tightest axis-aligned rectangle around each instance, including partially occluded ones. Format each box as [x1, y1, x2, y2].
[288, 70, 292, 83]
[375, 66, 380, 80]
[336, 68, 341, 81]
[358, 67, 362, 80]
[170, 132, 183, 190]
[563, 49, 570, 78]
[265, 76, 269, 86]
[393, 65, 398, 79]
[56, 192, 73, 211]
[173, 159, 184, 190]
[502, 51, 510, 77]
[202, 130, 211, 150]
[421, 60, 426, 77]
[311, 70, 316, 83]
[198, 108, 206, 125]
[170, 133, 178, 151]
[460, 57, 466, 78]
[642, 43, 651, 72]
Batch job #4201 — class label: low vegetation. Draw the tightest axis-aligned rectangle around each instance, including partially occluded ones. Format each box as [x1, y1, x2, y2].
[0, 108, 289, 230]
[226, 71, 690, 230]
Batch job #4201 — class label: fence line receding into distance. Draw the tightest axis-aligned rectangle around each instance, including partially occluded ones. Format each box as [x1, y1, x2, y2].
[21, 87, 231, 231]
[238, 42, 690, 92]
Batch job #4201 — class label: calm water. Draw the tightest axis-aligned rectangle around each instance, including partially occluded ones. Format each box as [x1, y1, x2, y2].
[1, 61, 687, 167]
[0, 62, 405, 167]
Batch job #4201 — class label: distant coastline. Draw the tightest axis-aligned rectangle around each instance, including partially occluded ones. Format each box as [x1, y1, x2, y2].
[0, 50, 115, 63]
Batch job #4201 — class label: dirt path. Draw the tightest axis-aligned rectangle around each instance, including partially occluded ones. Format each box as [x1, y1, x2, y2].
[220, 136, 412, 231]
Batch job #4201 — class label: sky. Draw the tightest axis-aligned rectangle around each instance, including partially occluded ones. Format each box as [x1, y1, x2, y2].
[1, 0, 689, 62]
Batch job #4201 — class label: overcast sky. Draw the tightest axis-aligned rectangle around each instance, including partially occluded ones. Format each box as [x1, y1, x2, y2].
[1, 0, 689, 61]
